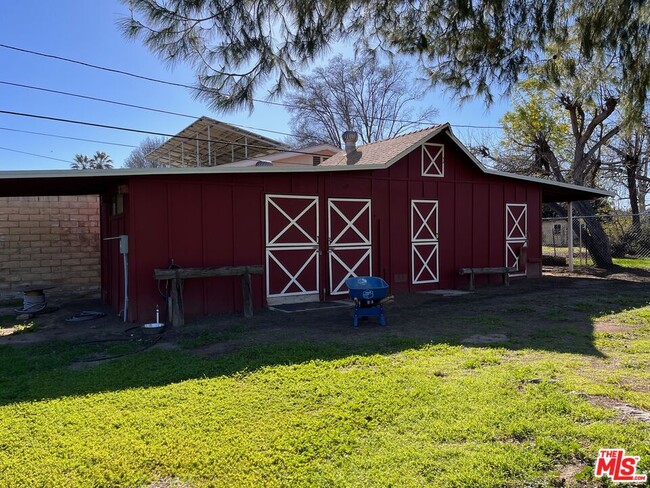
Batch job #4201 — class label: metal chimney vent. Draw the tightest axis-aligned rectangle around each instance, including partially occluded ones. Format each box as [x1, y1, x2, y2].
[342, 131, 358, 153]
[255, 160, 273, 167]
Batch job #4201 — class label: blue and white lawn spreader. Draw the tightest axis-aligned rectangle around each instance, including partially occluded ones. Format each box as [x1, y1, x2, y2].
[345, 276, 392, 327]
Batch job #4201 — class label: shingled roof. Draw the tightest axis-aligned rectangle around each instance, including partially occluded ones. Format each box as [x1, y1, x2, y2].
[321, 125, 448, 166]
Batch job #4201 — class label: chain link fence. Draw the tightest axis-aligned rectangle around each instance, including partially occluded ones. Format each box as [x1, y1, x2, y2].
[542, 213, 650, 269]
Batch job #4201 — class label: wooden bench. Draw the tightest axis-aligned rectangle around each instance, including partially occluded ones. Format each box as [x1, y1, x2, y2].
[459, 267, 517, 291]
[154, 265, 263, 326]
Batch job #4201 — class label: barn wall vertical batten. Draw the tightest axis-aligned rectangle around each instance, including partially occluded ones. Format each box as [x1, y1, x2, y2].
[0, 123, 604, 323]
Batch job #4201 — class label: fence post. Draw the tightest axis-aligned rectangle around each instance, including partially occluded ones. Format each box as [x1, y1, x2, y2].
[568, 201, 574, 271]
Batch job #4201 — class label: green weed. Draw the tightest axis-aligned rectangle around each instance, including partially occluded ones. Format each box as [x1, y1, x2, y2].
[0, 297, 649, 486]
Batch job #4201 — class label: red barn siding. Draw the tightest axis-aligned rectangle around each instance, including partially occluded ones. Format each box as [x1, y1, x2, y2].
[202, 184, 235, 314]
[232, 184, 264, 311]
[128, 180, 169, 323]
[101, 131, 545, 322]
[472, 183, 490, 274]
[100, 192, 129, 314]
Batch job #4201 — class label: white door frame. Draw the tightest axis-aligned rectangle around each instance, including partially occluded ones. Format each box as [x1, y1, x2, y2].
[265, 194, 320, 303]
[327, 198, 372, 295]
[411, 199, 439, 284]
[505, 203, 527, 277]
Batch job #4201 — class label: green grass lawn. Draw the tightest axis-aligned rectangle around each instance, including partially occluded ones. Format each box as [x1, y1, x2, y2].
[612, 256, 650, 269]
[0, 308, 649, 486]
[543, 245, 650, 269]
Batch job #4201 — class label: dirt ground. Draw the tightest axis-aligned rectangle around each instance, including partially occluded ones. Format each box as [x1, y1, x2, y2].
[2, 265, 649, 357]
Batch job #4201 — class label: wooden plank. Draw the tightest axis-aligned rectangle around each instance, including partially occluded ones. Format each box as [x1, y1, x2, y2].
[155, 265, 263, 324]
[154, 265, 263, 280]
[459, 266, 517, 291]
[459, 267, 515, 275]
[242, 273, 253, 318]
[170, 278, 184, 327]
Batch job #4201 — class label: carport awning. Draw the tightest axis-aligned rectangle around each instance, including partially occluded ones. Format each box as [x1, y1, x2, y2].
[539, 184, 612, 203]
[0, 171, 128, 197]
[484, 169, 613, 203]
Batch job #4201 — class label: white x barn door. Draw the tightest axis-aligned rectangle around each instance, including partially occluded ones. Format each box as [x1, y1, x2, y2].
[505, 203, 527, 277]
[328, 198, 372, 295]
[265, 195, 320, 303]
[421, 143, 444, 177]
[411, 200, 439, 284]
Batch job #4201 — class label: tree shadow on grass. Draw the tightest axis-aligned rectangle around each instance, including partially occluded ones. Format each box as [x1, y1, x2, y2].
[0, 274, 647, 406]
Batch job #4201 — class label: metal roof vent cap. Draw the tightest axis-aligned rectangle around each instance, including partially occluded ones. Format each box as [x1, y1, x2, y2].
[255, 160, 273, 167]
[342, 130, 358, 154]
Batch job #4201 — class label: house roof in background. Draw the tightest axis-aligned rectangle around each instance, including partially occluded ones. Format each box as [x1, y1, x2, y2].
[147, 116, 289, 167]
[222, 143, 341, 167]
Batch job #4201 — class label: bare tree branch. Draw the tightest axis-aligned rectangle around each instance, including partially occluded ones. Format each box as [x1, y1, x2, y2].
[285, 54, 438, 147]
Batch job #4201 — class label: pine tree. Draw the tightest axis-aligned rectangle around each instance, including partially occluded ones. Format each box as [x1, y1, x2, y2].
[121, 0, 650, 120]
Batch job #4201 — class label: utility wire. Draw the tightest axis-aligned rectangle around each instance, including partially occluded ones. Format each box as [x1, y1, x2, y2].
[0, 80, 195, 119]
[0, 109, 339, 157]
[0, 145, 71, 164]
[0, 43, 192, 89]
[0, 80, 297, 138]
[0, 126, 138, 148]
[0, 43, 503, 130]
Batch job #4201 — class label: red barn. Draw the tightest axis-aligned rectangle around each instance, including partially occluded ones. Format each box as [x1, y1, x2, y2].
[0, 124, 609, 322]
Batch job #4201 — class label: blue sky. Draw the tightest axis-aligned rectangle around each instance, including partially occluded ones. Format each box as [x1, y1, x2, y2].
[0, 0, 509, 171]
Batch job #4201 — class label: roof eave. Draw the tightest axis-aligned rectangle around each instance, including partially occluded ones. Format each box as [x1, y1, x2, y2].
[444, 127, 612, 202]
[485, 169, 613, 202]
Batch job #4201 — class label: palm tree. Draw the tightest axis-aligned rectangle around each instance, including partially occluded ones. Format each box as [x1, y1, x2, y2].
[90, 151, 114, 169]
[71, 154, 91, 170]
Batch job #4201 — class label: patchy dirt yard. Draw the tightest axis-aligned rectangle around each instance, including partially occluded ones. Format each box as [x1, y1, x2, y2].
[2, 265, 649, 355]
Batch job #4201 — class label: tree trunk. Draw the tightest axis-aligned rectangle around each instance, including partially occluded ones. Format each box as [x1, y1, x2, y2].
[573, 200, 613, 268]
[625, 157, 641, 227]
[548, 201, 614, 269]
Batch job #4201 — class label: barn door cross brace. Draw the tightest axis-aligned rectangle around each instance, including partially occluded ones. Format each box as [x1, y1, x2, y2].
[506, 205, 527, 239]
[268, 249, 318, 294]
[506, 244, 521, 270]
[330, 247, 372, 294]
[412, 203, 438, 241]
[413, 244, 438, 282]
[267, 198, 318, 245]
[329, 201, 371, 245]
[422, 144, 444, 176]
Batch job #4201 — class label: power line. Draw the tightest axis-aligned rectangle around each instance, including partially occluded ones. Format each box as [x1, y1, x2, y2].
[0, 145, 71, 164]
[0, 42, 503, 130]
[0, 126, 138, 148]
[0, 80, 195, 119]
[0, 109, 331, 157]
[0, 43, 193, 89]
[0, 80, 297, 138]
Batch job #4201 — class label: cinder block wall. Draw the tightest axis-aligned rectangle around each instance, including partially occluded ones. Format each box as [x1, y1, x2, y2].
[0, 195, 100, 297]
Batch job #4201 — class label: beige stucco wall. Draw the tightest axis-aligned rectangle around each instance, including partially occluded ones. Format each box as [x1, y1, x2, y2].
[0, 195, 100, 297]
